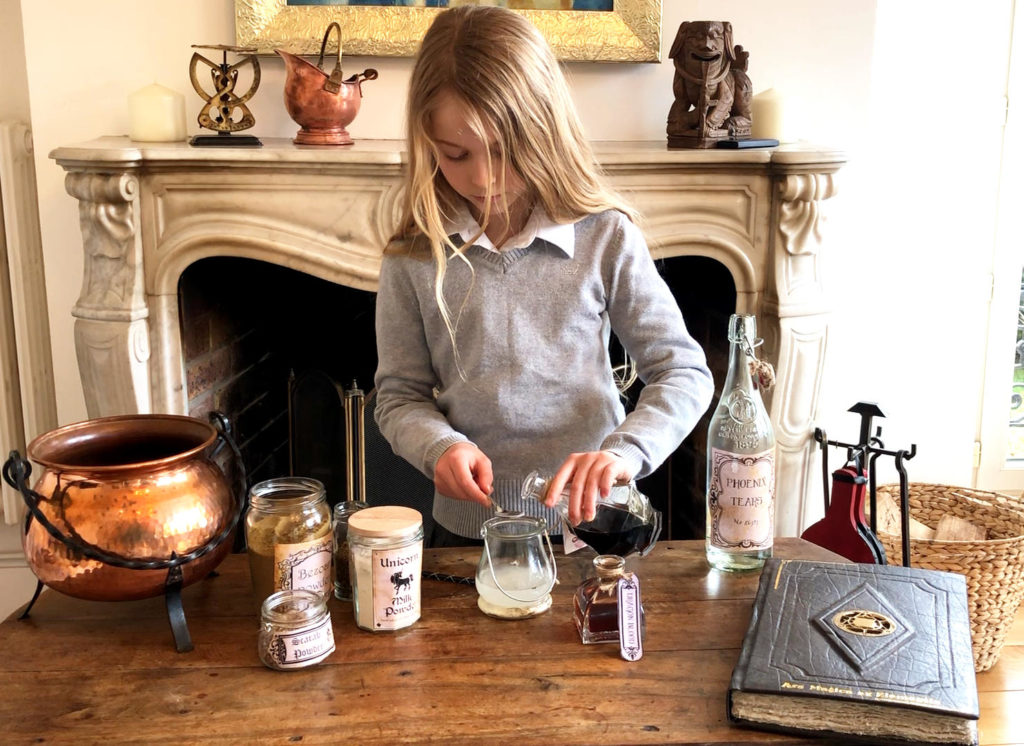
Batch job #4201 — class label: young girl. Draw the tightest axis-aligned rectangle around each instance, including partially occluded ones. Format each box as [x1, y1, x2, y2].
[374, 5, 714, 545]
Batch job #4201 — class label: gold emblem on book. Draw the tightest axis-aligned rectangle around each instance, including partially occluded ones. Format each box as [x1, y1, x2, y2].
[833, 609, 896, 637]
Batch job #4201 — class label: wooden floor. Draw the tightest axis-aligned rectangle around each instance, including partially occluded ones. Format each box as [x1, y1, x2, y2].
[978, 602, 1024, 745]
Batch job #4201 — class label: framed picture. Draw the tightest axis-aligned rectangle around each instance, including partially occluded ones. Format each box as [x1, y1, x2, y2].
[235, 0, 662, 63]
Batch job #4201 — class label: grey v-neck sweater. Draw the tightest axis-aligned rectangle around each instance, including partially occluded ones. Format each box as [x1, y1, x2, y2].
[374, 209, 714, 538]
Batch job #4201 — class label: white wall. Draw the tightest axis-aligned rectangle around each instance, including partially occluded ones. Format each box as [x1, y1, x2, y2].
[1, 0, 1019, 618]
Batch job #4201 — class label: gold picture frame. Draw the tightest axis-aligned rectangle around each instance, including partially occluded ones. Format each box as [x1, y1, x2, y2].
[235, 0, 662, 63]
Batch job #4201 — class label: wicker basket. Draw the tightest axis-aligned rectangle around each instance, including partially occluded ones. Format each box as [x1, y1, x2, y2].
[875, 483, 1024, 672]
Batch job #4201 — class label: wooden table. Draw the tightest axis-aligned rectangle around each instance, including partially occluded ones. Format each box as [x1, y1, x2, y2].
[0, 539, 1020, 745]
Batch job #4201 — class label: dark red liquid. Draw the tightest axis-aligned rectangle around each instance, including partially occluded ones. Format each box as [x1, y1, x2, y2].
[571, 504, 660, 557]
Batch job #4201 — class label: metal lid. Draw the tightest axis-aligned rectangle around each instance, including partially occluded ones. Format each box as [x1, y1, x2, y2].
[347, 505, 422, 539]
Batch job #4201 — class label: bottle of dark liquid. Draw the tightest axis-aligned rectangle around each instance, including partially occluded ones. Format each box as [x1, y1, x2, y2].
[573, 555, 645, 647]
[520, 472, 661, 557]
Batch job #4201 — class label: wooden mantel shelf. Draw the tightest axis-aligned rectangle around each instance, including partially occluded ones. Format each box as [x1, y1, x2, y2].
[50, 137, 844, 535]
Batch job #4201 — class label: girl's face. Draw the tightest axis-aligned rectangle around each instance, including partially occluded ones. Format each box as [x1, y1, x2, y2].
[428, 90, 529, 236]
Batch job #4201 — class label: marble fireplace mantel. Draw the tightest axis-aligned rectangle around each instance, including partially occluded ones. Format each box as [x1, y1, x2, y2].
[51, 136, 844, 535]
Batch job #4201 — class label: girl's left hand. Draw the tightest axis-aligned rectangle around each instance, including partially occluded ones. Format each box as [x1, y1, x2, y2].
[545, 451, 631, 525]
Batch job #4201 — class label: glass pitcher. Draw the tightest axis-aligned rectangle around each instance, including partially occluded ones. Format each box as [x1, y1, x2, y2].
[521, 472, 662, 557]
[476, 515, 558, 619]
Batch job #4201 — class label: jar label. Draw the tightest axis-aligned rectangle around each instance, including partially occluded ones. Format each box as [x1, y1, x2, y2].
[264, 616, 335, 669]
[368, 544, 422, 629]
[617, 574, 643, 662]
[274, 535, 333, 596]
[708, 446, 775, 550]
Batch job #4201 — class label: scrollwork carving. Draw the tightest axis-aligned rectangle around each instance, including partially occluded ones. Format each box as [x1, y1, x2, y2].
[777, 173, 838, 257]
[66, 172, 145, 319]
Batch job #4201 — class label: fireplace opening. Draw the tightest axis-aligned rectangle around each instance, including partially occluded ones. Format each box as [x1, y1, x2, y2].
[179, 254, 735, 541]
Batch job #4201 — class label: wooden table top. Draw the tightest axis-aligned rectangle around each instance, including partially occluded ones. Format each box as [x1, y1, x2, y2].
[1, 538, 1020, 745]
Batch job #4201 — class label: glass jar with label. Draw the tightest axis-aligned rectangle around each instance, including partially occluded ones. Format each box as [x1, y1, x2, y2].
[573, 554, 645, 647]
[348, 506, 423, 632]
[245, 477, 333, 609]
[258, 589, 335, 671]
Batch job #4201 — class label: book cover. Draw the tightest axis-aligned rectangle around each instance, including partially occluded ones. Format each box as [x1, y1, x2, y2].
[728, 558, 979, 745]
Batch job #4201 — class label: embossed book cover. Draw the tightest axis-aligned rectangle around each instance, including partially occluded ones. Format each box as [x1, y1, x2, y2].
[728, 558, 979, 745]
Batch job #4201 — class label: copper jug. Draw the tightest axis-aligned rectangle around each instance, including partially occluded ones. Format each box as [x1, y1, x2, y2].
[277, 22, 377, 146]
[2, 414, 242, 602]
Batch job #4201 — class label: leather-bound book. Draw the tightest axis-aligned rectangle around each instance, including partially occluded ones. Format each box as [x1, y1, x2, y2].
[728, 559, 979, 745]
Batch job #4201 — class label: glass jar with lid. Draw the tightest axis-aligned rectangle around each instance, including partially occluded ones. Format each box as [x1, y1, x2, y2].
[573, 554, 646, 648]
[348, 506, 423, 632]
[258, 589, 335, 671]
[245, 477, 333, 609]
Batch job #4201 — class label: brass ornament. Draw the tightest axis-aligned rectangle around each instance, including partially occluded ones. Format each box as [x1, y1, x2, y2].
[189, 44, 262, 145]
[833, 609, 897, 637]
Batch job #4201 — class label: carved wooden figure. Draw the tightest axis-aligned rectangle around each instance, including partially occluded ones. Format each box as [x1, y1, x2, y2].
[667, 21, 753, 149]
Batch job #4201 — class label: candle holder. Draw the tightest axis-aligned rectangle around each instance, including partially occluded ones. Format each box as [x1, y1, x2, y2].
[188, 44, 263, 147]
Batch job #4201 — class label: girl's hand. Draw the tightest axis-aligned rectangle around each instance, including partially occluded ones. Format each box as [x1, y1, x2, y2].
[546, 451, 631, 525]
[434, 442, 494, 507]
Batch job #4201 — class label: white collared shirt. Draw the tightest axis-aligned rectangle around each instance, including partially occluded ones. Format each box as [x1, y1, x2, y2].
[446, 203, 577, 257]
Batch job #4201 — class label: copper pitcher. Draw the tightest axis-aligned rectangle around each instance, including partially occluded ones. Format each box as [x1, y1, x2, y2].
[277, 22, 377, 146]
[3, 414, 242, 602]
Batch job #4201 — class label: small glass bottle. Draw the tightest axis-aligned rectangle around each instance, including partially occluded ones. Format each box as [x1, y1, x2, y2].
[573, 555, 645, 647]
[706, 314, 776, 572]
[258, 589, 335, 671]
[333, 500, 369, 601]
[348, 506, 424, 632]
[520, 472, 661, 557]
[245, 477, 333, 609]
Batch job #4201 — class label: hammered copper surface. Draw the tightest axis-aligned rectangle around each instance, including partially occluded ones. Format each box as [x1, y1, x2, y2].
[23, 415, 235, 601]
[277, 49, 376, 146]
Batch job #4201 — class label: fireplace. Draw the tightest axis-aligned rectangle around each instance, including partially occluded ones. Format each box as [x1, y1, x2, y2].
[51, 137, 844, 535]
[177, 253, 735, 540]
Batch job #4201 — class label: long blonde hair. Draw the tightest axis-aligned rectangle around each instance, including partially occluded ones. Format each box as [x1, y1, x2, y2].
[391, 5, 637, 360]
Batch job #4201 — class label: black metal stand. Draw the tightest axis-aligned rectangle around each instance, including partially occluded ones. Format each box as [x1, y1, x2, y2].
[814, 402, 917, 567]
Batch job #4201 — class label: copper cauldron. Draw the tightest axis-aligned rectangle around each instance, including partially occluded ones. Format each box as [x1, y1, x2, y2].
[3, 414, 241, 602]
[277, 22, 377, 146]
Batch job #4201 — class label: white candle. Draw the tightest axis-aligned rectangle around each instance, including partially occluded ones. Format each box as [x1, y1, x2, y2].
[750, 88, 784, 141]
[128, 83, 187, 142]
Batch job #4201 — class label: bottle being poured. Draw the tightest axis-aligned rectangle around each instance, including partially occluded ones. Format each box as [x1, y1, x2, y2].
[520, 472, 661, 557]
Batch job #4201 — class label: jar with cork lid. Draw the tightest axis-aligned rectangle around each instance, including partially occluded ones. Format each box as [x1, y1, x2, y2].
[347, 506, 423, 632]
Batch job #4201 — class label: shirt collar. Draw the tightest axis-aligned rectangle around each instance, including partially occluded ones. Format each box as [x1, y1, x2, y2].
[446, 203, 576, 257]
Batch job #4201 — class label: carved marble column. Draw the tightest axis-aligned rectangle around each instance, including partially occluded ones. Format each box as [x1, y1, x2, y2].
[763, 169, 839, 536]
[66, 170, 151, 416]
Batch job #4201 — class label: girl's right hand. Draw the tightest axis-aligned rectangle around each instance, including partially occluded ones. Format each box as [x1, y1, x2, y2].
[434, 442, 494, 507]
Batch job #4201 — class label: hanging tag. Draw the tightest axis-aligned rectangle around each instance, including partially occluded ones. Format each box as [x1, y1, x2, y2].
[617, 573, 643, 661]
[560, 518, 588, 555]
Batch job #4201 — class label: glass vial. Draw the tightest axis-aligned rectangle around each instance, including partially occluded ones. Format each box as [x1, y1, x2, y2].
[258, 589, 335, 671]
[245, 477, 333, 609]
[573, 555, 645, 646]
[333, 500, 369, 601]
[706, 314, 776, 572]
[348, 506, 424, 632]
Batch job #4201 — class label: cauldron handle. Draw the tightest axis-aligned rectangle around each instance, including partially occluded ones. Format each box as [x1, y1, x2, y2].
[316, 21, 345, 94]
[207, 411, 249, 553]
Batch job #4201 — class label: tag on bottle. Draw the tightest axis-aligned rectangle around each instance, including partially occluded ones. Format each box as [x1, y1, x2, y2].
[617, 574, 643, 661]
[560, 519, 588, 555]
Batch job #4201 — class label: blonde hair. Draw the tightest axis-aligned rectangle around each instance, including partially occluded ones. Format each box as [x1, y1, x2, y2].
[391, 5, 637, 367]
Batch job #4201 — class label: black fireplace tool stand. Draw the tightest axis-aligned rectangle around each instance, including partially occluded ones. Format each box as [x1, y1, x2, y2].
[814, 402, 917, 567]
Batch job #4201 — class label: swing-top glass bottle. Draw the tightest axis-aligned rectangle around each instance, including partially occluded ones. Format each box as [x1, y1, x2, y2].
[705, 314, 776, 571]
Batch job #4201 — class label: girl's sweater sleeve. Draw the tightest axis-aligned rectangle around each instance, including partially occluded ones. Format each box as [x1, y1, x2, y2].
[373, 254, 468, 479]
[599, 218, 715, 478]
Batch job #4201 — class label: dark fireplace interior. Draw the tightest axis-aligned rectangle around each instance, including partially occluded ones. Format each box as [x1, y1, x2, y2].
[179, 254, 735, 541]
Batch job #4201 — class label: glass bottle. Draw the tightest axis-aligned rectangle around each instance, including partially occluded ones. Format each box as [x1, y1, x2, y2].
[333, 500, 369, 601]
[706, 314, 776, 571]
[520, 472, 661, 557]
[245, 477, 333, 609]
[573, 555, 645, 646]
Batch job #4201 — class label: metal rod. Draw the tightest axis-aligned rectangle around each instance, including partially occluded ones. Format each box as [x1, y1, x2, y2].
[356, 388, 366, 503]
[343, 391, 354, 502]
